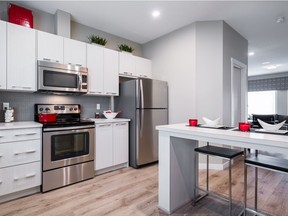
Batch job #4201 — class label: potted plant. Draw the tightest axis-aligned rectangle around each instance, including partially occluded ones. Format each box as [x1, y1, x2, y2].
[87, 35, 107, 46]
[118, 44, 134, 53]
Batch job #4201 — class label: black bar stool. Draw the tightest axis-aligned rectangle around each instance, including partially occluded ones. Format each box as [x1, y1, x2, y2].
[194, 142, 243, 216]
[244, 150, 288, 216]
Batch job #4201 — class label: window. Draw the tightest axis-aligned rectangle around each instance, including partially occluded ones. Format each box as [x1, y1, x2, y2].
[248, 91, 276, 115]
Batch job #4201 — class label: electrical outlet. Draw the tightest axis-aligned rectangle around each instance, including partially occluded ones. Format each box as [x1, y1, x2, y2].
[96, 104, 100, 110]
[3, 102, 9, 110]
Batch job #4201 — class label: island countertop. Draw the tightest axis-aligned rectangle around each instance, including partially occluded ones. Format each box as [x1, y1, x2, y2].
[156, 123, 288, 214]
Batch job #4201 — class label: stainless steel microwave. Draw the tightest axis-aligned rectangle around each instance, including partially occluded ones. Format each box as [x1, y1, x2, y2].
[37, 60, 88, 94]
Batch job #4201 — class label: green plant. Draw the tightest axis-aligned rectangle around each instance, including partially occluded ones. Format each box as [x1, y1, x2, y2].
[87, 35, 107, 46]
[118, 44, 134, 53]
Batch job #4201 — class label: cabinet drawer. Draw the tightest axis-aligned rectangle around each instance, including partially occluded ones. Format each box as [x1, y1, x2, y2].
[0, 139, 41, 168]
[0, 128, 41, 143]
[0, 162, 41, 196]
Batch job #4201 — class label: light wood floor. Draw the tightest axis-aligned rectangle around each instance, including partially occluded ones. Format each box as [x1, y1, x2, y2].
[0, 158, 287, 216]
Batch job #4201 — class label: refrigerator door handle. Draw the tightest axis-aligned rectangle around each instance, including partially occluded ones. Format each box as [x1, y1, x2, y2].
[140, 79, 144, 108]
[140, 109, 144, 137]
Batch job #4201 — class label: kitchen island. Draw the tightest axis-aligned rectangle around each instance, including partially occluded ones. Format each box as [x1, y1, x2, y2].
[156, 123, 288, 214]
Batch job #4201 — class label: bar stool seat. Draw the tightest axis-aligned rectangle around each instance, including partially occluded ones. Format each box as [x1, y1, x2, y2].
[194, 144, 243, 216]
[244, 154, 288, 215]
[195, 145, 243, 159]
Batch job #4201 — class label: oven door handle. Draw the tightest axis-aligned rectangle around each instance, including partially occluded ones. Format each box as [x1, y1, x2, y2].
[43, 125, 95, 132]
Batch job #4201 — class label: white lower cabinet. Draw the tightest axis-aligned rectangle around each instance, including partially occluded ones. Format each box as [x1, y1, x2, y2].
[95, 121, 129, 173]
[0, 126, 41, 198]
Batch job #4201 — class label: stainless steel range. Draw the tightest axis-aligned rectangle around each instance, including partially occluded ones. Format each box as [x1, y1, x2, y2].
[35, 104, 95, 192]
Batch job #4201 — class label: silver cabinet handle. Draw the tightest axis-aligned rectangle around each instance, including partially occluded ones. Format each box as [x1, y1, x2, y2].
[123, 72, 129, 74]
[26, 173, 36, 178]
[89, 91, 102, 94]
[14, 173, 36, 181]
[0, 154, 3, 157]
[14, 149, 36, 155]
[0, 135, 3, 138]
[0, 180, 2, 184]
[106, 92, 117, 95]
[76, 64, 82, 66]
[12, 86, 32, 89]
[115, 123, 127, 126]
[98, 124, 111, 127]
[43, 58, 51, 61]
[15, 133, 37, 137]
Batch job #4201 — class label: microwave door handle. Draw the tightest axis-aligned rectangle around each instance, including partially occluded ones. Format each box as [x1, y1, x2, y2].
[78, 74, 82, 90]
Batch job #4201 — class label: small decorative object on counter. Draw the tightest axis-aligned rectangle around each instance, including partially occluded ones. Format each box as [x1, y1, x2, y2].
[118, 44, 134, 53]
[239, 122, 250, 132]
[103, 110, 121, 119]
[95, 112, 100, 119]
[4, 107, 14, 123]
[189, 119, 198, 126]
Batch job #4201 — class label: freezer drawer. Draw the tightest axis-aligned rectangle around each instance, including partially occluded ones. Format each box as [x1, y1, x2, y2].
[136, 109, 168, 166]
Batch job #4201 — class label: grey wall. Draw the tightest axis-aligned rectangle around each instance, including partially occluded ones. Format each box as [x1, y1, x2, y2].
[0, 92, 110, 122]
[71, 21, 142, 56]
[142, 23, 196, 124]
[195, 21, 223, 124]
[222, 21, 248, 125]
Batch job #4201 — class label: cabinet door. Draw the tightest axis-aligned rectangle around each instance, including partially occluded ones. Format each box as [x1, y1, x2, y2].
[0, 21, 6, 90]
[64, 38, 86, 67]
[103, 48, 119, 96]
[119, 52, 136, 77]
[135, 56, 152, 78]
[113, 122, 129, 165]
[37, 30, 63, 63]
[95, 124, 113, 170]
[7, 23, 36, 91]
[86, 44, 104, 95]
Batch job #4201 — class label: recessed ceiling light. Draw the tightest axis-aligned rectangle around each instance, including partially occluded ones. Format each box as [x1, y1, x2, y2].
[262, 62, 270, 65]
[152, 10, 160, 18]
[263, 64, 281, 70]
[248, 52, 255, 56]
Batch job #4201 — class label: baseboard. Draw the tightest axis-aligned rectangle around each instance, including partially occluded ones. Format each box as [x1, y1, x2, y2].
[199, 160, 230, 170]
[95, 162, 128, 175]
[0, 186, 40, 204]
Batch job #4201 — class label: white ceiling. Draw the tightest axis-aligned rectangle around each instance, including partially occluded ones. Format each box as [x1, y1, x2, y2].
[18, 1, 288, 76]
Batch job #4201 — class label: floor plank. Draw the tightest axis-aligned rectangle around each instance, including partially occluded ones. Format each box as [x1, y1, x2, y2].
[0, 158, 287, 216]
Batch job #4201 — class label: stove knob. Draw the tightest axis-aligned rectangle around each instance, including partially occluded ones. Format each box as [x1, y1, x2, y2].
[69, 107, 73, 111]
[39, 108, 43, 112]
[45, 108, 50, 112]
[74, 107, 78, 111]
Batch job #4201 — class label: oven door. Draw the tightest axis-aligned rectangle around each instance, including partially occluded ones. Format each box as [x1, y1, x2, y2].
[43, 126, 95, 171]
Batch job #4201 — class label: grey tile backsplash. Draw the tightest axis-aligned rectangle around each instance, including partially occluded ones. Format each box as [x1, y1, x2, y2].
[0, 92, 110, 122]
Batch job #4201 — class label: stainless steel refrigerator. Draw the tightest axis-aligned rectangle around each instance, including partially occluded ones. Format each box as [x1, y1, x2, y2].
[115, 78, 168, 168]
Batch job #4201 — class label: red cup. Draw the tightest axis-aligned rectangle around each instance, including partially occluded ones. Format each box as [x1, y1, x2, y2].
[189, 119, 198, 126]
[239, 122, 250, 131]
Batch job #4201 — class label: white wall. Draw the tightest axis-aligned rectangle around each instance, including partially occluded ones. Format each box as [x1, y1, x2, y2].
[142, 23, 196, 124]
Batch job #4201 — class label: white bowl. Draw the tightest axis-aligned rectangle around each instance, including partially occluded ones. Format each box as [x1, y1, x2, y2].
[257, 119, 285, 131]
[103, 111, 118, 119]
[202, 117, 221, 126]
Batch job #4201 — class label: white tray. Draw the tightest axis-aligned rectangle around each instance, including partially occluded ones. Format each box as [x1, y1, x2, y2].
[255, 129, 288, 134]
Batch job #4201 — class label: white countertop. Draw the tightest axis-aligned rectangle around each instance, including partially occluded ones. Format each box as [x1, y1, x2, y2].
[0, 121, 43, 130]
[156, 123, 288, 152]
[88, 118, 131, 124]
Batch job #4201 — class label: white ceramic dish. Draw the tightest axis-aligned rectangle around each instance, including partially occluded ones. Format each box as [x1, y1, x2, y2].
[103, 110, 120, 119]
[257, 119, 286, 131]
[202, 117, 221, 126]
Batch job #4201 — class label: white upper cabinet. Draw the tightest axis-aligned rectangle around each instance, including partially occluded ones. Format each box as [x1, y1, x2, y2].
[119, 52, 136, 77]
[37, 30, 63, 63]
[86, 45, 119, 96]
[64, 38, 86, 67]
[0, 20, 6, 90]
[135, 56, 152, 78]
[7, 23, 36, 92]
[86, 44, 104, 95]
[104, 48, 119, 96]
